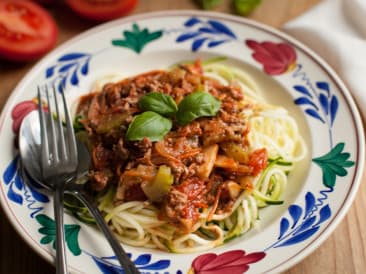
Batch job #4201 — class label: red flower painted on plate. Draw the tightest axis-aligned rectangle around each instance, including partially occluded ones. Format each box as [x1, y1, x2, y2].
[189, 250, 266, 274]
[11, 99, 49, 134]
[11, 99, 46, 134]
[246, 39, 297, 75]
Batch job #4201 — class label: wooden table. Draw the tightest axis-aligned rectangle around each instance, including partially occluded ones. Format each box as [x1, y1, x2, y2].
[1, 1, 365, 273]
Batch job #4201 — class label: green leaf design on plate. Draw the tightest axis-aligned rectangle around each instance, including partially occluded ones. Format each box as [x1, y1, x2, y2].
[36, 214, 81, 256]
[65, 224, 81, 255]
[312, 142, 355, 188]
[112, 23, 163, 54]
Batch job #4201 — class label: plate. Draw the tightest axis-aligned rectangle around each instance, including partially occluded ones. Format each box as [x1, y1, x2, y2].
[0, 11, 364, 274]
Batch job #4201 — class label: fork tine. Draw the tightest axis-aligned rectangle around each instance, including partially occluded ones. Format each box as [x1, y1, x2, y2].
[38, 87, 49, 168]
[45, 86, 59, 164]
[59, 84, 77, 164]
[52, 84, 67, 161]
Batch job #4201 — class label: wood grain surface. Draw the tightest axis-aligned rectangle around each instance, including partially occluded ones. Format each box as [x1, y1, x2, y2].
[1, 1, 365, 273]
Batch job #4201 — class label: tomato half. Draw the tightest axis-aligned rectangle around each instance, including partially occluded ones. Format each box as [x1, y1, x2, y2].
[0, 0, 58, 62]
[33, 0, 56, 5]
[65, 0, 138, 21]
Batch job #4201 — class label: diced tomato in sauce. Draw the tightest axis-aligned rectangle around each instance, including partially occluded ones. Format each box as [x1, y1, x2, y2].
[176, 177, 207, 221]
[248, 148, 268, 176]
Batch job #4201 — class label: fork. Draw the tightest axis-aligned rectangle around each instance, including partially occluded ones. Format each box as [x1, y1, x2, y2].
[37, 85, 140, 274]
[37, 84, 78, 274]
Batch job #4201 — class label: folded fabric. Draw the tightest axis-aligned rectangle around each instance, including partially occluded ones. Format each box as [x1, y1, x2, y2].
[283, 0, 366, 121]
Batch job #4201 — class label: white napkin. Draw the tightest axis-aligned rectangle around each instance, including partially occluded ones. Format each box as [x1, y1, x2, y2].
[283, 0, 366, 121]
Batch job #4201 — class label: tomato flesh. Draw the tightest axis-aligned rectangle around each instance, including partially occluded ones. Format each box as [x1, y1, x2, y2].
[176, 177, 207, 221]
[65, 0, 138, 21]
[0, 0, 58, 61]
[248, 148, 268, 176]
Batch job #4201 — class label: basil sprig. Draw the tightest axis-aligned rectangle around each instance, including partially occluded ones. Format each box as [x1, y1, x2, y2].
[126, 91, 221, 142]
[139, 92, 178, 117]
[176, 91, 221, 126]
[126, 111, 172, 141]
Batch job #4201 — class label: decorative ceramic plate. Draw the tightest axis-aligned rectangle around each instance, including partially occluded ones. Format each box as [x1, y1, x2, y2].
[0, 11, 364, 274]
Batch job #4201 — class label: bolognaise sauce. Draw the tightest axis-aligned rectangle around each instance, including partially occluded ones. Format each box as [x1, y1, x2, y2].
[162, 177, 208, 233]
[76, 60, 270, 233]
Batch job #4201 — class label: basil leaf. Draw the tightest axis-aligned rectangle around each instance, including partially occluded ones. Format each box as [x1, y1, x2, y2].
[176, 91, 221, 126]
[126, 111, 172, 142]
[139, 92, 178, 117]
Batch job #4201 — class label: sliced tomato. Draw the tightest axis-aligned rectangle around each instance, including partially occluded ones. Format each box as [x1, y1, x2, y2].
[65, 0, 138, 21]
[0, 0, 58, 62]
[33, 0, 56, 5]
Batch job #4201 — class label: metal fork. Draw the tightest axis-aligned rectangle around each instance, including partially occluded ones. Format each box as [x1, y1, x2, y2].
[37, 84, 78, 274]
[37, 86, 140, 274]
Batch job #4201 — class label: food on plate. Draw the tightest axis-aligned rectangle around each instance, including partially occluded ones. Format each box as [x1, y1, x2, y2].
[65, 0, 138, 21]
[0, 0, 58, 61]
[74, 59, 307, 253]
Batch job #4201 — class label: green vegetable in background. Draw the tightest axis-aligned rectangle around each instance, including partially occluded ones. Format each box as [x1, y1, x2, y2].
[198, 0, 223, 10]
[197, 0, 262, 16]
[233, 0, 262, 16]
[176, 91, 221, 126]
[125, 111, 172, 141]
[139, 92, 178, 117]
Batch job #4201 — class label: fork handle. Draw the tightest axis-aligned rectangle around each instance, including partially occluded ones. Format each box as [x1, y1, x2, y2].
[67, 190, 140, 274]
[54, 184, 68, 274]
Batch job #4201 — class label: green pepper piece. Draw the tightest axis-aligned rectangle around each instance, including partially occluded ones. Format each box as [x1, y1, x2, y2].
[142, 165, 174, 202]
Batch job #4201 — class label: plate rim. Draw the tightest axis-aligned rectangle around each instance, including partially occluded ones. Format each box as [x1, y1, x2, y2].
[0, 10, 364, 274]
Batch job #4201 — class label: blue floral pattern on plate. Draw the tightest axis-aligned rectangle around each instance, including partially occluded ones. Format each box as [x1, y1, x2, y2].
[175, 17, 237, 51]
[46, 52, 92, 91]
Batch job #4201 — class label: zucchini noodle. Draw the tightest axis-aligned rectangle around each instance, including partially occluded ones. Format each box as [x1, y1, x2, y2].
[75, 59, 307, 253]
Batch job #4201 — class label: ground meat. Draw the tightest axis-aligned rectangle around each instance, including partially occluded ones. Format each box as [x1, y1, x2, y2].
[90, 170, 111, 191]
[177, 121, 202, 137]
[135, 137, 153, 165]
[123, 184, 147, 202]
[92, 143, 113, 169]
[113, 138, 129, 162]
[137, 137, 152, 153]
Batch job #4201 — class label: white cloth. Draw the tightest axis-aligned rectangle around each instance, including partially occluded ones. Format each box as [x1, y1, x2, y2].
[283, 0, 366, 121]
